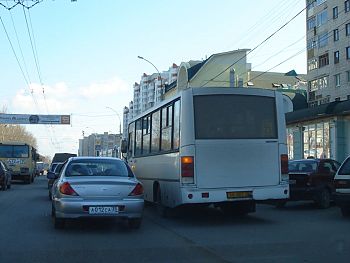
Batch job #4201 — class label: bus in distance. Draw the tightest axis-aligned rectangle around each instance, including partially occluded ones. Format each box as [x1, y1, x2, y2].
[0, 142, 39, 184]
[124, 87, 290, 215]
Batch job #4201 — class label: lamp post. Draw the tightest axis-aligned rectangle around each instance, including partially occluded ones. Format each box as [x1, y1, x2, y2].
[106, 106, 122, 135]
[137, 56, 163, 97]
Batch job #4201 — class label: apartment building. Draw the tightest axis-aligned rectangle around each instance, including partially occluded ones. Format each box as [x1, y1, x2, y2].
[306, 0, 350, 106]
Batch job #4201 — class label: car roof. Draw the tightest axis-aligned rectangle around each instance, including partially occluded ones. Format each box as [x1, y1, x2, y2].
[68, 157, 123, 161]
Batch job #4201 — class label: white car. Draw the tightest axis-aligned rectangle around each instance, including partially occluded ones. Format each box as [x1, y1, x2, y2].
[334, 156, 350, 217]
[50, 157, 144, 229]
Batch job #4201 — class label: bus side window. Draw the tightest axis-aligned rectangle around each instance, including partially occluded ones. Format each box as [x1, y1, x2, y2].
[151, 110, 160, 153]
[173, 100, 180, 149]
[128, 122, 135, 157]
[161, 105, 172, 151]
[135, 119, 142, 156]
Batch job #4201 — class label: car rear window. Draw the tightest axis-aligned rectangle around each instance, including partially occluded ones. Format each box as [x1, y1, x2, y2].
[288, 160, 318, 173]
[65, 159, 132, 177]
[338, 158, 350, 175]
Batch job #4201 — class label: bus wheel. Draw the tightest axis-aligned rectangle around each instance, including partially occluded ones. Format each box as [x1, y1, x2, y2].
[156, 187, 169, 218]
[220, 201, 256, 216]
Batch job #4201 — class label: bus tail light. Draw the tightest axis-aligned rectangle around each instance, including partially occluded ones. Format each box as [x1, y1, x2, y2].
[181, 156, 194, 184]
[281, 154, 289, 182]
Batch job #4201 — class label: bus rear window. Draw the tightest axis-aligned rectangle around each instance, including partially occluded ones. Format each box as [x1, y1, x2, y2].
[194, 94, 278, 139]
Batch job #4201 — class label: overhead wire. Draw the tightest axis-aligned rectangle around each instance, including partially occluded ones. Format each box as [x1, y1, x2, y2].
[199, 3, 309, 88]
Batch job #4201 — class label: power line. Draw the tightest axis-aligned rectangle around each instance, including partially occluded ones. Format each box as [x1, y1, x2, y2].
[199, 3, 308, 88]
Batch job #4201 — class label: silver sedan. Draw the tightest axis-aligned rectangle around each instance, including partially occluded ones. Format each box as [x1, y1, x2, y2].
[50, 157, 144, 229]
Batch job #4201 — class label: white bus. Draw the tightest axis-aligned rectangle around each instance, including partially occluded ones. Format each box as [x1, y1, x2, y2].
[125, 87, 290, 215]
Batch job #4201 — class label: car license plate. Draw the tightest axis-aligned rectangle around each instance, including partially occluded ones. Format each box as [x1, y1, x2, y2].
[289, 179, 296, 185]
[226, 191, 252, 199]
[88, 206, 119, 215]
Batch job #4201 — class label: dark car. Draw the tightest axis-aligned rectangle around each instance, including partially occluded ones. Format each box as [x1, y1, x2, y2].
[47, 162, 65, 200]
[281, 158, 340, 209]
[333, 155, 350, 217]
[0, 160, 12, 191]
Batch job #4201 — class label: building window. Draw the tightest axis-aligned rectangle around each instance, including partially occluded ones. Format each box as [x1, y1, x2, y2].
[346, 0, 350, 12]
[333, 6, 338, 19]
[335, 97, 341, 101]
[347, 46, 350, 59]
[347, 71, 350, 82]
[307, 17, 316, 30]
[334, 51, 340, 64]
[316, 10, 328, 26]
[346, 23, 350, 36]
[318, 32, 328, 48]
[334, 74, 341, 87]
[317, 0, 326, 5]
[334, 29, 339, 41]
[319, 53, 329, 67]
[307, 38, 317, 50]
[308, 58, 318, 71]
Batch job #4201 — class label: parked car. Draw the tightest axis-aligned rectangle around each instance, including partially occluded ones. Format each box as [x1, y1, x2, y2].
[0, 160, 12, 191]
[50, 157, 144, 229]
[334, 156, 350, 217]
[281, 158, 340, 208]
[47, 162, 65, 200]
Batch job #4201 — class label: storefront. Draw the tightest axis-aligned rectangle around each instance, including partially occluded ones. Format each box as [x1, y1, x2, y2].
[286, 100, 350, 162]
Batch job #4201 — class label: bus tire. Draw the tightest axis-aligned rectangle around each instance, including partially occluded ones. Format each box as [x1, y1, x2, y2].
[221, 201, 256, 216]
[156, 186, 169, 218]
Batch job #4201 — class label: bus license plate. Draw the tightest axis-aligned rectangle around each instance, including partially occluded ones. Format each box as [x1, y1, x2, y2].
[226, 191, 252, 199]
[88, 206, 119, 215]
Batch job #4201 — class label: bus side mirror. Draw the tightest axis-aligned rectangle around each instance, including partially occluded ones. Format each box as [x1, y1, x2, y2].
[121, 139, 127, 153]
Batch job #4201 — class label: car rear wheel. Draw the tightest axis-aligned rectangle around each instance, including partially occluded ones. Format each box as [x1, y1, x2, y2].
[52, 206, 65, 229]
[128, 218, 142, 229]
[340, 206, 350, 218]
[25, 175, 31, 184]
[1, 180, 6, 191]
[316, 188, 331, 209]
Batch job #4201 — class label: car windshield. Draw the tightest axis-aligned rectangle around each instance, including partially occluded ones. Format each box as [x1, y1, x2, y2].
[288, 160, 318, 173]
[65, 159, 131, 177]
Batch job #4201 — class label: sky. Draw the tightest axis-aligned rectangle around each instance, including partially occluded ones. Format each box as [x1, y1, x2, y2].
[0, 0, 307, 158]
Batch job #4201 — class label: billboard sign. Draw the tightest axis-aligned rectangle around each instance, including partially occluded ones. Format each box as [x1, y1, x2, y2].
[0, 114, 71, 125]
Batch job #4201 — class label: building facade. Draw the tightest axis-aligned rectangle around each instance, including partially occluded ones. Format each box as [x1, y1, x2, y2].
[78, 132, 122, 157]
[306, 0, 350, 106]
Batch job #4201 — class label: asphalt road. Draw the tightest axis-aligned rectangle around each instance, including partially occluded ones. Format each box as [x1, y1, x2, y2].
[0, 176, 349, 263]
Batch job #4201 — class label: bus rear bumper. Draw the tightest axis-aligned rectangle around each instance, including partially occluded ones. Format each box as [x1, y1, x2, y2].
[181, 184, 289, 204]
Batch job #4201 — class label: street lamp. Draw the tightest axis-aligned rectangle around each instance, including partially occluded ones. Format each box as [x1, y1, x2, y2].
[137, 56, 163, 97]
[106, 106, 122, 135]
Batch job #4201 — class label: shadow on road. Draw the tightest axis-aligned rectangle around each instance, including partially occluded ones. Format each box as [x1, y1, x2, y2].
[146, 204, 275, 226]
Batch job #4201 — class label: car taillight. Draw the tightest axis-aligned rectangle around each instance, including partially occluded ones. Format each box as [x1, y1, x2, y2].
[181, 156, 194, 184]
[129, 183, 143, 196]
[281, 154, 289, 175]
[59, 182, 78, 196]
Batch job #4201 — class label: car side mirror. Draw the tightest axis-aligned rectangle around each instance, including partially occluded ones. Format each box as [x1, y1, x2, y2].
[47, 171, 59, 180]
[121, 139, 127, 153]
